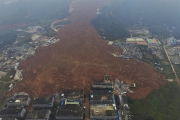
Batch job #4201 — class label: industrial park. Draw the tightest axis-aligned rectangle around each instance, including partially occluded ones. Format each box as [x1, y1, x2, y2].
[0, 75, 135, 120]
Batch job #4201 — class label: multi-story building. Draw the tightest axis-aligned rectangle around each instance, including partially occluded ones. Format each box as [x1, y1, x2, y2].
[55, 105, 84, 120]
[6, 92, 31, 108]
[0, 108, 26, 118]
[92, 75, 113, 90]
[60, 90, 84, 105]
[26, 110, 51, 120]
[32, 97, 54, 109]
[90, 90, 114, 104]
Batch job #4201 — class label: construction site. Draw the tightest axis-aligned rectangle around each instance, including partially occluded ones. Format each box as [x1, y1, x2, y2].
[10, 0, 164, 100]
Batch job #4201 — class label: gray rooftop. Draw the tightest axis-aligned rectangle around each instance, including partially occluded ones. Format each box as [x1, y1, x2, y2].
[90, 90, 114, 101]
[33, 97, 53, 105]
[26, 110, 50, 119]
[0, 108, 23, 115]
[2, 118, 16, 120]
[56, 105, 83, 117]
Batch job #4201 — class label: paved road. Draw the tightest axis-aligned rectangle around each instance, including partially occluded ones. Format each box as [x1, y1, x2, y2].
[85, 98, 90, 120]
[163, 45, 180, 84]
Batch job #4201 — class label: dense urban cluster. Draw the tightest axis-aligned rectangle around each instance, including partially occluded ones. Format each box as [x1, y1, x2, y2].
[0, 25, 60, 93]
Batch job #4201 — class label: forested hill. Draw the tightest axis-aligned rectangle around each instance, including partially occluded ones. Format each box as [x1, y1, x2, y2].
[92, 0, 180, 40]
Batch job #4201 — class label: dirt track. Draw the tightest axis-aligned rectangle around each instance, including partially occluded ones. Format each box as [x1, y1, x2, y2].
[13, 0, 164, 99]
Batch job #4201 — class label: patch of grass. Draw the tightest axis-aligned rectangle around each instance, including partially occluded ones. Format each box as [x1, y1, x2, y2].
[2, 83, 11, 91]
[0, 68, 16, 82]
[129, 82, 180, 120]
[139, 45, 175, 79]
[174, 64, 180, 79]
[0, 82, 11, 92]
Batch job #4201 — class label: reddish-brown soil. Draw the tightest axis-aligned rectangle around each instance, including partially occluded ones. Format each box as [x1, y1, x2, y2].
[13, 0, 163, 99]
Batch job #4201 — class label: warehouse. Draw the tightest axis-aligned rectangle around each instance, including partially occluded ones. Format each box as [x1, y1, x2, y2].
[56, 105, 84, 120]
[26, 110, 51, 120]
[126, 38, 147, 45]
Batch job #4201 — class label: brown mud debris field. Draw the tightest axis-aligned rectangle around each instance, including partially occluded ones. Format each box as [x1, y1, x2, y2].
[13, 0, 164, 99]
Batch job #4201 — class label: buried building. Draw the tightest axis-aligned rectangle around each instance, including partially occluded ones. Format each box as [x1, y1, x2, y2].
[92, 75, 113, 90]
[0, 108, 26, 118]
[60, 90, 84, 105]
[5, 92, 31, 108]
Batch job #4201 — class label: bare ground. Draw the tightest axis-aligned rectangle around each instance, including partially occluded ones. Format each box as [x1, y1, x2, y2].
[12, 0, 164, 99]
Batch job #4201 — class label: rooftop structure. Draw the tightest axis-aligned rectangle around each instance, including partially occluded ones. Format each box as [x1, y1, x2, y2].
[90, 90, 114, 104]
[126, 38, 147, 45]
[6, 92, 31, 107]
[90, 104, 118, 120]
[92, 82, 113, 90]
[0, 108, 26, 118]
[60, 90, 84, 105]
[33, 97, 54, 109]
[92, 75, 113, 90]
[56, 105, 84, 120]
[26, 110, 51, 120]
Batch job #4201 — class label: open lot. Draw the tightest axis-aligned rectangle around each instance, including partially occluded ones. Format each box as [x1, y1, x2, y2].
[12, 0, 163, 99]
[139, 45, 175, 79]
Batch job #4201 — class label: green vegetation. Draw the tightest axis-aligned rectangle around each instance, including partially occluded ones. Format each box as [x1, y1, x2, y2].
[0, 0, 72, 26]
[148, 26, 171, 38]
[0, 94, 7, 108]
[0, 68, 16, 82]
[139, 46, 175, 79]
[17, 33, 32, 44]
[92, 14, 130, 40]
[0, 83, 11, 92]
[129, 82, 180, 120]
[0, 30, 17, 49]
[0, 0, 72, 49]
[93, 0, 180, 39]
